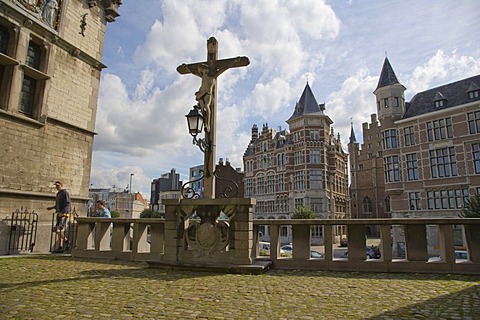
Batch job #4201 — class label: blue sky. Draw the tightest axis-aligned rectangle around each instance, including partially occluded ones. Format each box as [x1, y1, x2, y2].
[90, 0, 480, 199]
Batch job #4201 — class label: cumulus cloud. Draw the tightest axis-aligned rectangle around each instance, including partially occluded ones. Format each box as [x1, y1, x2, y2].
[326, 68, 378, 146]
[406, 49, 480, 95]
[92, 0, 480, 197]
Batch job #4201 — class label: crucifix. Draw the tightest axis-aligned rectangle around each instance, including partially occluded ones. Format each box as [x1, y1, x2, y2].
[177, 37, 249, 199]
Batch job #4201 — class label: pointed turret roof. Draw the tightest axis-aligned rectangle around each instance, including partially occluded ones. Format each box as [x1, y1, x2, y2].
[287, 83, 324, 122]
[376, 57, 400, 90]
[349, 122, 357, 144]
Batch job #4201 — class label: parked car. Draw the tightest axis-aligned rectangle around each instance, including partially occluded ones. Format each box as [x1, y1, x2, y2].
[280, 244, 293, 255]
[310, 250, 324, 258]
[428, 250, 469, 262]
[344, 246, 381, 259]
[258, 242, 271, 255]
[280, 245, 324, 258]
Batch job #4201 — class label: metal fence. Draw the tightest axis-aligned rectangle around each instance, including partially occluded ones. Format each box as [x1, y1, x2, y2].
[7, 207, 38, 254]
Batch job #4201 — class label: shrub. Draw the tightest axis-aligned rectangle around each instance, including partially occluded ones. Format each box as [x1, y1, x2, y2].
[140, 209, 163, 219]
[291, 205, 316, 219]
[459, 193, 480, 218]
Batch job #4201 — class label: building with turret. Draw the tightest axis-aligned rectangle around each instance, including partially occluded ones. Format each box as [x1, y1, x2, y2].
[0, 0, 122, 254]
[244, 83, 349, 244]
[349, 58, 480, 249]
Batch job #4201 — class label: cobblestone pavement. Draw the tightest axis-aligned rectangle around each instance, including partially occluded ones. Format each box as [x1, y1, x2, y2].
[1, 255, 479, 319]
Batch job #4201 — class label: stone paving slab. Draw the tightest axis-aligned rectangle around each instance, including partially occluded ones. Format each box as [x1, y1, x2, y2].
[0, 255, 479, 319]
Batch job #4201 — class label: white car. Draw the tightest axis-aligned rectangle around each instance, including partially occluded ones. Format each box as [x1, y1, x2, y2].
[428, 250, 468, 262]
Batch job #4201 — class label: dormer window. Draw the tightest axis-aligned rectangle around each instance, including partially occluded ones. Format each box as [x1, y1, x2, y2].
[433, 92, 447, 108]
[469, 90, 479, 99]
[467, 82, 480, 100]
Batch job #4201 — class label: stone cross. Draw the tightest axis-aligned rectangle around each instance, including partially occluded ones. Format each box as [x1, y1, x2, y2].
[177, 37, 249, 199]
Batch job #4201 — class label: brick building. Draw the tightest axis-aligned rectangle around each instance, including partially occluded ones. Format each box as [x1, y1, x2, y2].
[187, 158, 245, 199]
[349, 58, 480, 248]
[243, 83, 349, 244]
[0, 0, 122, 253]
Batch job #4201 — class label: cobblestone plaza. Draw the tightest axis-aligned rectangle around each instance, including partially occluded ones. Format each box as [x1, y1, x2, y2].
[1, 255, 479, 319]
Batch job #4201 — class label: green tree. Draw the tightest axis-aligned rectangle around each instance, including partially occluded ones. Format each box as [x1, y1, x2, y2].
[110, 210, 120, 218]
[459, 193, 480, 218]
[291, 205, 316, 219]
[140, 209, 163, 218]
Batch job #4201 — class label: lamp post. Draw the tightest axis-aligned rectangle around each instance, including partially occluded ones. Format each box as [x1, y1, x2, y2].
[128, 173, 134, 217]
[129, 173, 134, 194]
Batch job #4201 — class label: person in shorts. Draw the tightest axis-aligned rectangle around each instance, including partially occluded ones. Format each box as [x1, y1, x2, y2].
[47, 181, 71, 253]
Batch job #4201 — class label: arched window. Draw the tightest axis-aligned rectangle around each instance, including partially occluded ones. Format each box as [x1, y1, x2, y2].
[363, 197, 372, 213]
[385, 196, 391, 212]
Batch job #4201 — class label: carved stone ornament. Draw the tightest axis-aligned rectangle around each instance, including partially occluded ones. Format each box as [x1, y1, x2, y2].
[186, 220, 229, 258]
[12, 0, 62, 30]
[88, 0, 122, 22]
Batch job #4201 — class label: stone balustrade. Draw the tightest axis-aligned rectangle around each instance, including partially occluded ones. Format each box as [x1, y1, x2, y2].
[72, 215, 480, 275]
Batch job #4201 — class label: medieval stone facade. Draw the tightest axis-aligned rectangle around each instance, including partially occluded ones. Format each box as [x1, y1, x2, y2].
[0, 0, 121, 253]
[349, 58, 480, 242]
[243, 83, 349, 244]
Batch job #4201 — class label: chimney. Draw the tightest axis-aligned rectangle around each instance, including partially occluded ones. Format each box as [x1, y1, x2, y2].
[219, 158, 224, 165]
[226, 158, 230, 166]
[251, 124, 258, 141]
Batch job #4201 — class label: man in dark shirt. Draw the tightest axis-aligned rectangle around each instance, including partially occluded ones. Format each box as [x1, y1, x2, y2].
[47, 181, 71, 253]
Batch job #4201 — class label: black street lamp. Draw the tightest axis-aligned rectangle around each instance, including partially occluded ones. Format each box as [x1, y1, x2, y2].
[186, 105, 204, 137]
[186, 105, 209, 153]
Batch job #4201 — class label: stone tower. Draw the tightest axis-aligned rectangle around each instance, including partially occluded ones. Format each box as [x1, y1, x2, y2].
[0, 0, 122, 253]
[374, 57, 406, 125]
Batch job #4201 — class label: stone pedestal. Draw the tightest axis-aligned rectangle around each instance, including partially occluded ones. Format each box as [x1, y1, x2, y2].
[161, 198, 255, 267]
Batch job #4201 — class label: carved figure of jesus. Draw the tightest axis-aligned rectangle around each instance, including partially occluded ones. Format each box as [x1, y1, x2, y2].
[195, 65, 215, 134]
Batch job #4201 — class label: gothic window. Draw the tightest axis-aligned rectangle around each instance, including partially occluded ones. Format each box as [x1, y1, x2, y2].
[427, 188, 468, 210]
[427, 118, 453, 141]
[310, 130, 319, 140]
[294, 171, 305, 190]
[309, 150, 321, 164]
[19, 39, 49, 118]
[19, 76, 36, 116]
[403, 126, 415, 146]
[256, 174, 265, 194]
[467, 111, 480, 134]
[363, 197, 372, 213]
[473, 143, 480, 174]
[384, 196, 391, 212]
[429, 147, 457, 178]
[311, 225, 323, 237]
[384, 155, 400, 182]
[309, 170, 322, 189]
[382, 129, 397, 149]
[408, 192, 421, 210]
[266, 172, 275, 193]
[277, 173, 285, 192]
[406, 153, 419, 181]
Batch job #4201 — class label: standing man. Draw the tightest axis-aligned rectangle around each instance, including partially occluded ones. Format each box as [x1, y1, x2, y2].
[47, 181, 71, 253]
[96, 200, 111, 218]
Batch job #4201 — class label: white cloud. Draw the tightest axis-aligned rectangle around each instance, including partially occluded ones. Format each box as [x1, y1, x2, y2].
[92, 0, 480, 196]
[326, 68, 378, 146]
[406, 50, 480, 95]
